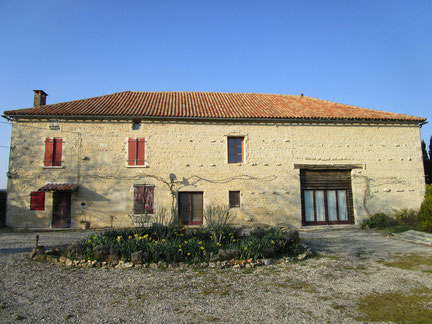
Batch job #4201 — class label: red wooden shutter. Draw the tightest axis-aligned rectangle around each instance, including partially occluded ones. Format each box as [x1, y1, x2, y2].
[44, 138, 54, 166]
[134, 185, 145, 214]
[30, 192, 45, 210]
[137, 138, 145, 165]
[144, 185, 154, 214]
[53, 138, 63, 166]
[128, 138, 137, 165]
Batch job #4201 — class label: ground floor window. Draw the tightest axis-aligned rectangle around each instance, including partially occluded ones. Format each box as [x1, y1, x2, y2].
[179, 192, 203, 225]
[304, 189, 349, 224]
[134, 185, 154, 225]
[229, 191, 240, 208]
[300, 169, 354, 226]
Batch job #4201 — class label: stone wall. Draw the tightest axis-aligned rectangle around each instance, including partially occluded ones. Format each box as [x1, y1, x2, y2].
[6, 119, 426, 228]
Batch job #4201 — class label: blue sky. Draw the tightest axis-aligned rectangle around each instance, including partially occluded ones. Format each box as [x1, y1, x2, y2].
[0, 0, 431, 189]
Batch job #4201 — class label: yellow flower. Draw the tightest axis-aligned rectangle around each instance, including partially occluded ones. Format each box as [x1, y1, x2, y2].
[200, 246, 205, 250]
[271, 240, 275, 244]
[116, 236, 122, 242]
[178, 244, 182, 248]
[93, 234, 97, 239]
[199, 241, 202, 245]
[162, 239, 166, 242]
[187, 252, 191, 256]
[244, 247, 248, 250]
[184, 241, 188, 244]
[178, 248, 182, 252]
[144, 234, 148, 238]
[88, 240, 92, 244]
[233, 239, 236, 242]
[128, 235, 132, 239]
[134, 234, 138, 238]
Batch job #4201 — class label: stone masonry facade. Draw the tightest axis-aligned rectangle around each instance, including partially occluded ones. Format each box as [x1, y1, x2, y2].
[6, 118, 425, 229]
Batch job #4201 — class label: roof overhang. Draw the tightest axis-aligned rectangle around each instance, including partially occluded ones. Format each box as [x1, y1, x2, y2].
[1, 114, 426, 125]
[38, 183, 79, 192]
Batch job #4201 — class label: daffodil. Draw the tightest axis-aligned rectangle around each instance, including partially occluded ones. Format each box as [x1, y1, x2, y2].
[187, 252, 191, 256]
[128, 235, 132, 239]
[88, 240, 92, 244]
[162, 239, 166, 242]
[116, 236, 122, 242]
[184, 241, 188, 244]
[199, 241, 202, 245]
[178, 248, 182, 252]
[200, 246, 205, 250]
[134, 233, 138, 238]
[244, 247, 248, 251]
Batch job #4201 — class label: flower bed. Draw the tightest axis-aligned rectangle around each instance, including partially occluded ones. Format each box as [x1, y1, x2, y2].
[62, 225, 302, 265]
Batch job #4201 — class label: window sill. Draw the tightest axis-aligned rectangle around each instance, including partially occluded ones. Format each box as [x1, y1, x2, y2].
[42, 166, 65, 169]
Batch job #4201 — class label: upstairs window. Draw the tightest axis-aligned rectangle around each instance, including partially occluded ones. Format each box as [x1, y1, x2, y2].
[128, 137, 145, 166]
[134, 185, 154, 214]
[44, 137, 63, 166]
[132, 120, 141, 130]
[229, 191, 240, 208]
[30, 191, 45, 210]
[228, 137, 243, 163]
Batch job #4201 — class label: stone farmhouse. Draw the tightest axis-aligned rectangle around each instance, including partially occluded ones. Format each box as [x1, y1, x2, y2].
[2, 90, 427, 229]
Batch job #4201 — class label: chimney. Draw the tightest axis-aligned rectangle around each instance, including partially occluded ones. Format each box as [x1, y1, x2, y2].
[300, 93, 304, 97]
[33, 90, 48, 107]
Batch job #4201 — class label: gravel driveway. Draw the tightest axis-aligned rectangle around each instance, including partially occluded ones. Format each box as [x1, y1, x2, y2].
[1, 228, 431, 323]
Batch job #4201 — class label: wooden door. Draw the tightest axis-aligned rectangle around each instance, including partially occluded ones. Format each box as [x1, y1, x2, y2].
[179, 192, 203, 225]
[52, 192, 71, 228]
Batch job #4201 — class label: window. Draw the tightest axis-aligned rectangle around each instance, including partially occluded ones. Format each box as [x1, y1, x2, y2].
[44, 137, 63, 166]
[304, 190, 349, 224]
[128, 137, 145, 166]
[134, 185, 154, 214]
[229, 191, 240, 208]
[228, 137, 243, 163]
[300, 169, 353, 225]
[179, 192, 203, 225]
[132, 120, 141, 130]
[30, 191, 45, 210]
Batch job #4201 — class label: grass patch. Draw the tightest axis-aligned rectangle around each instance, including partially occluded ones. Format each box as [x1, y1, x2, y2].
[382, 255, 432, 271]
[356, 287, 432, 324]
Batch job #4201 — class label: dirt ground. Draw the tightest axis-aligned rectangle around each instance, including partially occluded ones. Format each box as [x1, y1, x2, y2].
[1, 228, 432, 323]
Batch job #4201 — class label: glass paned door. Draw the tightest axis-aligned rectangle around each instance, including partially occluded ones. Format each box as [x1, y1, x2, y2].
[303, 189, 350, 225]
[337, 190, 348, 221]
[327, 190, 338, 221]
[304, 190, 314, 222]
[179, 192, 203, 225]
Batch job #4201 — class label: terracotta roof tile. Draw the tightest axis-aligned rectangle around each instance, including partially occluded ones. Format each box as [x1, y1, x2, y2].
[3, 91, 425, 122]
[38, 183, 78, 192]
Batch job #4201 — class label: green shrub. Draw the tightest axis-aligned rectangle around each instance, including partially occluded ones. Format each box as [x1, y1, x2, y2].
[418, 185, 432, 233]
[65, 225, 301, 263]
[393, 209, 419, 227]
[361, 213, 397, 229]
[204, 204, 236, 244]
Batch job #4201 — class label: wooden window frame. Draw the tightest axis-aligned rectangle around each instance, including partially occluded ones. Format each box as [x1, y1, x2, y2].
[179, 192, 204, 226]
[128, 137, 145, 166]
[44, 137, 63, 166]
[30, 191, 45, 211]
[302, 189, 350, 226]
[229, 191, 240, 208]
[227, 137, 244, 163]
[133, 184, 155, 215]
